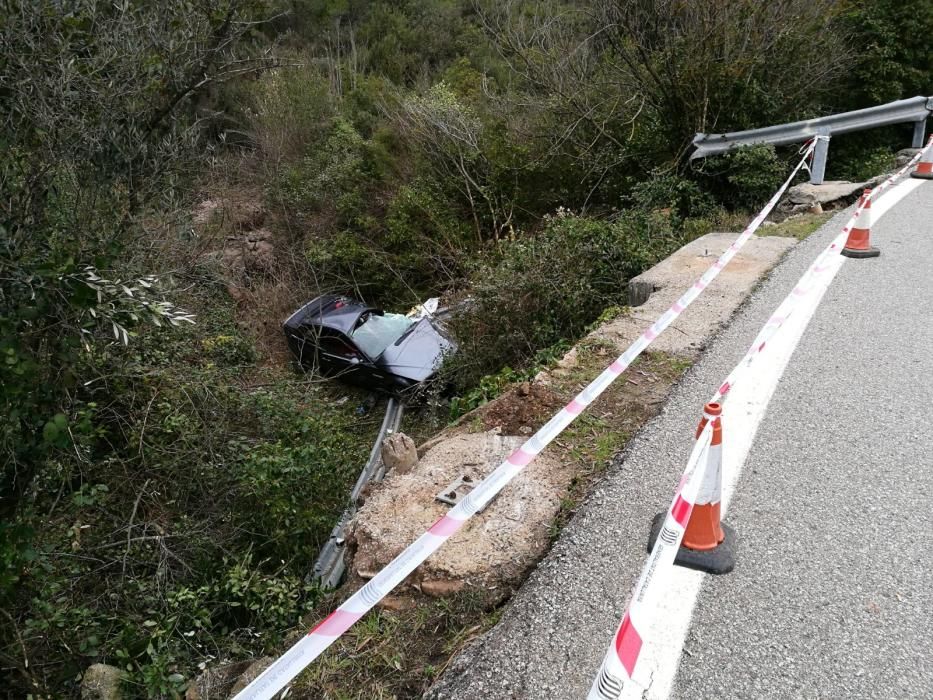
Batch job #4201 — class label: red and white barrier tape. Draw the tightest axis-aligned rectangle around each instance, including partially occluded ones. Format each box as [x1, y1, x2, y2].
[231, 142, 819, 700]
[589, 420, 715, 700]
[713, 137, 931, 404]
[587, 137, 933, 699]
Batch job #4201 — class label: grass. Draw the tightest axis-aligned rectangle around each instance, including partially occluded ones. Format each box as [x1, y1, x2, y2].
[543, 349, 694, 542]
[702, 209, 833, 243]
[293, 592, 501, 699]
[763, 211, 834, 240]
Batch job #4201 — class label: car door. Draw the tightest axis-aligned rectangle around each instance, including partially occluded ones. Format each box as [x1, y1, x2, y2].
[314, 330, 367, 377]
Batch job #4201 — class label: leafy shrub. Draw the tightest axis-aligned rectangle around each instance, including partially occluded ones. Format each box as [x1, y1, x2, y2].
[304, 176, 472, 305]
[629, 173, 717, 221]
[201, 334, 257, 365]
[448, 210, 687, 389]
[831, 145, 897, 181]
[276, 118, 375, 223]
[3, 315, 369, 696]
[248, 63, 335, 164]
[448, 339, 571, 419]
[231, 393, 365, 564]
[697, 144, 789, 210]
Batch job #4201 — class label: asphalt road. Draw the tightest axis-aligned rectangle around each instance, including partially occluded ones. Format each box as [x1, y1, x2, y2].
[427, 181, 933, 699]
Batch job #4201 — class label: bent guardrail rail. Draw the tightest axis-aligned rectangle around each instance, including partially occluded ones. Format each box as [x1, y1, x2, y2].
[691, 95, 933, 184]
[312, 397, 403, 588]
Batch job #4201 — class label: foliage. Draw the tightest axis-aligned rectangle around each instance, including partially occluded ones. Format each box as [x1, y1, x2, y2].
[277, 117, 375, 222]
[696, 145, 790, 211]
[247, 63, 336, 164]
[202, 334, 257, 365]
[836, 1, 933, 108]
[828, 143, 899, 182]
[0, 0, 272, 503]
[4, 317, 369, 695]
[628, 175, 717, 221]
[448, 209, 689, 389]
[447, 339, 570, 419]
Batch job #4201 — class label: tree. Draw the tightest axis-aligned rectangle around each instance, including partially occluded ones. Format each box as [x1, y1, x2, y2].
[394, 82, 516, 240]
[478, 0, 853, 180]
[0, 0, 274, 580]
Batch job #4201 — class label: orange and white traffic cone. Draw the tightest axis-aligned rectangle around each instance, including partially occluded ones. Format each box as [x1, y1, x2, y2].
[682, 403, 725, 551]
[647, 403, 736, 574]
[841, 189, 880, 259]
[910, 145, 933, 180]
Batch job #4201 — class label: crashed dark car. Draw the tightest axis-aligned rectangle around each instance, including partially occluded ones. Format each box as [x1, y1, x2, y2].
[283, 294, 456, 393]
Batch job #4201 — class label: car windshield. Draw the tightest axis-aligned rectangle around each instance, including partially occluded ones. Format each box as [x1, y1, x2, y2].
[351, 312, 414, 358]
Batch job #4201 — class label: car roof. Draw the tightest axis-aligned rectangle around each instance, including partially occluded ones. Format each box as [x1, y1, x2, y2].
[301, 294, 376, 335]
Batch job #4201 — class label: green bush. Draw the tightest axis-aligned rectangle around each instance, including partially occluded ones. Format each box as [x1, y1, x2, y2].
[231, 393, 365, 564]
[276, 118, 375, 223]
[201, 334, 257, 365]
[830, 145, 898, 182]
[629, 173, 717, 221]
[247, 63, 335, 163]
[304, 175, 472, 305]
[448, 210, 687, 389]
[3, 318, 369, 696]
[698, 144, 789, 210]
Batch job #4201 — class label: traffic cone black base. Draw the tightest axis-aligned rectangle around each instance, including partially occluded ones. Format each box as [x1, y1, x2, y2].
[841, 246, 880, 259]
[647, 513, 737, 575]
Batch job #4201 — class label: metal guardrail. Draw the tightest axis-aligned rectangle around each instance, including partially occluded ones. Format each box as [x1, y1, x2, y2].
[312, 397, 404, 588]
[691, 95, 933, 184]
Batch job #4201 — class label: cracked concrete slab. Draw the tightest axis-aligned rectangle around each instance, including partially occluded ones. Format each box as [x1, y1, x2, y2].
[567, 232, 796, 364]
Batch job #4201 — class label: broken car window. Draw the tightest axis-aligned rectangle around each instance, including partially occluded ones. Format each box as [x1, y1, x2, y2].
[351, 312, 414, 359]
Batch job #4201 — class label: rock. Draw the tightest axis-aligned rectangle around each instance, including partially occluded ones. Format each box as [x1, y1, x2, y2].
[381, 432, 418, 475]
[230, 201, 266, 231]
[627, 276, 658, 308]
[218, 228, 276, 281]
[242, 228, 275, 273]
[350, 432, 568, 601]
[377, 595, 416, 612]
[193, 198, 265, 231]
[228, 657, 275, 697]
[896, 148, 920, 167]
[81, 664, 128, 700]
[193, 199, 221, 226]
[421, 578, 466, 597]
[220, 245, 244, 272]
[185, 661, 250, 700]
[779, 180, 871, 216]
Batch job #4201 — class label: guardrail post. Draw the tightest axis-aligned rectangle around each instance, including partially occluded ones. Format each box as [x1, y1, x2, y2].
[912, 119, 927, 148]
[810, 131, 830, 185]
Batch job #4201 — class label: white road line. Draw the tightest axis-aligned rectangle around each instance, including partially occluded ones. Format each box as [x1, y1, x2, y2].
[620, 176, 926, 700]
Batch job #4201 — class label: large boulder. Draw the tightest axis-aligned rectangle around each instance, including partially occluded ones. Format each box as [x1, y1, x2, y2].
[349, 431, 569, 603]
[228, 657, 275, 697]
[779, 177, 884, 217]
[896, 148, 921, 167]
